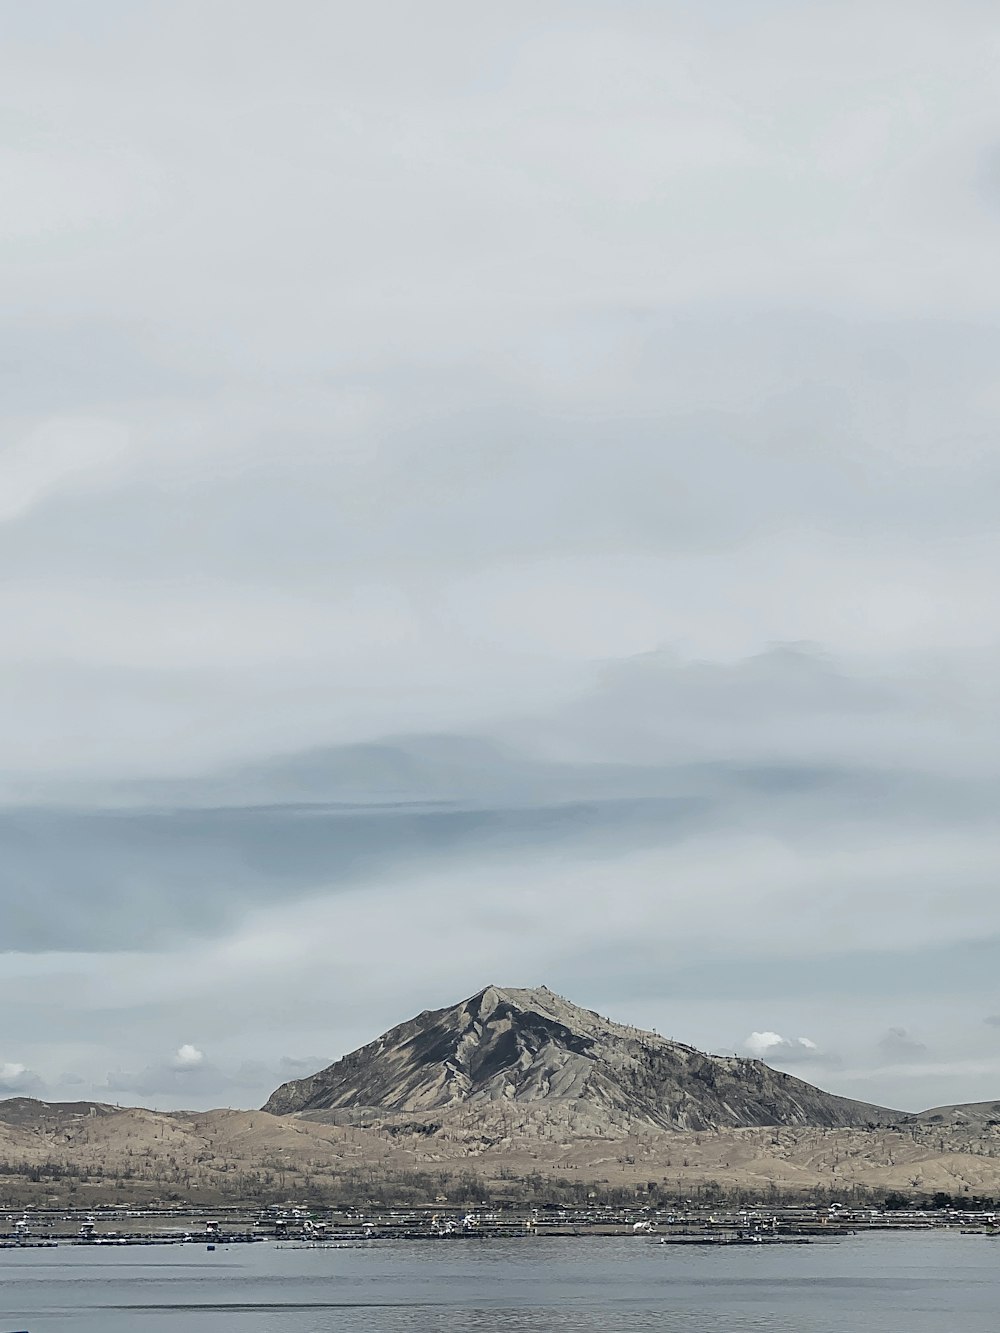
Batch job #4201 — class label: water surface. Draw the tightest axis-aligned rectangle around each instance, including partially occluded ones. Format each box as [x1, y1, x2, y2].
[1, 1232, 995, 1331]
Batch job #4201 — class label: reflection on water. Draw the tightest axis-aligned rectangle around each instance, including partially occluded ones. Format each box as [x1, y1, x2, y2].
[0, 1232, 997, 1332]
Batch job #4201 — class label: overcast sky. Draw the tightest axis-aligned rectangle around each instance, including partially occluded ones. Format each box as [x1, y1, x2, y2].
[3, 1, 1000, 1114]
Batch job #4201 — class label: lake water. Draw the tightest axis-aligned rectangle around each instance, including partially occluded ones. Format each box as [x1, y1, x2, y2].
[0, 1232, 996, 1331]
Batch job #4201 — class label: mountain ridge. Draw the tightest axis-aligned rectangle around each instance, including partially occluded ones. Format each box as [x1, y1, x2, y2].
[262, 984, 899, 1131]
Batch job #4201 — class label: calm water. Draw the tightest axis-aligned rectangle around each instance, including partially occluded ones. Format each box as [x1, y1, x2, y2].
[0, 1232, 997, 1332]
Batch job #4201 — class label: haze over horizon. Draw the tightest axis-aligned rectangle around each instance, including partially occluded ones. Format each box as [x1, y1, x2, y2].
[3, 1, 1000, 1115]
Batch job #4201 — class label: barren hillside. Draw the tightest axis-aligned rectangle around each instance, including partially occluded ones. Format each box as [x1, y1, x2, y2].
[0, 1098, 999, 1208]
[263, 985, 896, 1131]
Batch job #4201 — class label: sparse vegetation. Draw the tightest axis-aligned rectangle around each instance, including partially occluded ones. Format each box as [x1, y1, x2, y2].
[0, 1099, 999, 1211]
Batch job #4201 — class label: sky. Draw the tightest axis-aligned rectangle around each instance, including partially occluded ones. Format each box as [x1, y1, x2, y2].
[2, 0, 1000, 1114]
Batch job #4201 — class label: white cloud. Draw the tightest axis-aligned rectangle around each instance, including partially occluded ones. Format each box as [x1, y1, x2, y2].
[0, 1061, 43, 1094]
[743, 1032, 825, 1065]
[172, 1044, 204, 1069]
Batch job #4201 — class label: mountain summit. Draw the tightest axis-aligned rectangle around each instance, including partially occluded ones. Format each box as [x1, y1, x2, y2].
[263, 985, 896, 1130]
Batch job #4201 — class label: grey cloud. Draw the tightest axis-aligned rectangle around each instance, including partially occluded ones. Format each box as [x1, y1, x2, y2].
[101, 1052, 328, 1108]
[0, 319, 205, 416]
[0, 788, 714, 952]
[4, 316, 1000, 586]
[557, 938, 1000, 1008]
[878, 1027, 929, 1064]
[103, 1066, 202, 1099]
[1, 746, 994, 955]
[537, 644, 1000, 780]
[2, 642, 999, 957]
[1, 2, 999, 1115]
[0, 1063, 45, 1096]
[984, 1016, 1000, 1028]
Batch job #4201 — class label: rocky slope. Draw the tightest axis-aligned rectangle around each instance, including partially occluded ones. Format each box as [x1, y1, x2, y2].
[912, 1100, 1000, 1127]
[263, 984, 897, 1131]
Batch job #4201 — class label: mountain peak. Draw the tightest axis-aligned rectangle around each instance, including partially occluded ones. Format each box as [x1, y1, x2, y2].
[262, 985, 897, 1131]
[471, 983, 563, 1017]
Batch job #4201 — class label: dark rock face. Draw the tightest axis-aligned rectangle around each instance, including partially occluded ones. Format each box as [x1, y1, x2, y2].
[262, 985, 898, 1130]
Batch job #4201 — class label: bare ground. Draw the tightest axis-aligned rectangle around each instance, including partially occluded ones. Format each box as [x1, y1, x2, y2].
[1, 1101, 999, 1208]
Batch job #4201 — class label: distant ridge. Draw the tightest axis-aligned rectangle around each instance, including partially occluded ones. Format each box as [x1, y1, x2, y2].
[913, 1100, 1000, 1127]
[263, 984, 899, 1131]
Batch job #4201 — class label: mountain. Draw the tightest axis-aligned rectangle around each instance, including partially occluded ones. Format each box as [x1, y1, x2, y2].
[263, 984, 897, 1131]
[912, 1100, 1000, 1128]
[0, 1097, 117, 1129]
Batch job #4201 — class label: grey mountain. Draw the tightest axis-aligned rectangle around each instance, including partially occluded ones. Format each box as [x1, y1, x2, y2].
[263, 985, 899, 1131]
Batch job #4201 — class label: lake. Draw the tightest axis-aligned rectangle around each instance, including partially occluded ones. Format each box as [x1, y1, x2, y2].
[0, 1232, 996, 1331]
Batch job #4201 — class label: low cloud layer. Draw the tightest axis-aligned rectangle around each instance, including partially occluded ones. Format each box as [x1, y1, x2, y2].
[878, 1028, 930, 1064]
[0, 1063, 44, 1096]
[101, 1049, 325, 1106]
[743, 1032, 826, 1065]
